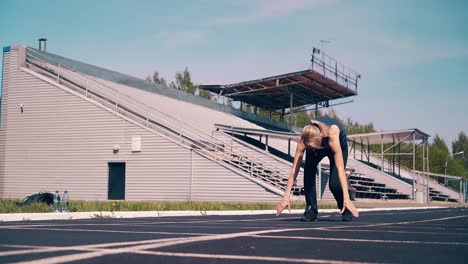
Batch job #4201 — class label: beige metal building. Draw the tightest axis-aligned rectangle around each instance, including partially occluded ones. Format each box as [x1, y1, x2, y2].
[1, 45, 301, 202]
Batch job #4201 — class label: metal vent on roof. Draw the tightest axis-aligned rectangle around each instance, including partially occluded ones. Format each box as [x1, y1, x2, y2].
[38, 38, 47, 51]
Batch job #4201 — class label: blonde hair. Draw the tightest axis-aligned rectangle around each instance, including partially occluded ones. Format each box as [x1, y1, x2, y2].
[300, 125, 321, 146]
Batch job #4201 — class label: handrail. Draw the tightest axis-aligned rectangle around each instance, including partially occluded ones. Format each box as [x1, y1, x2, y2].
[213, 130, 304, 186]
[351, 143, 461, 194]
[412, 170, 463, 202]
[311, 47, 360, 91]
[24, 48, 293, 191]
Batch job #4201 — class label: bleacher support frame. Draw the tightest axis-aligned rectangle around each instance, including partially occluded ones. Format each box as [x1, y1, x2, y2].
[348, 130, 430, 200]
[412, 170, 465, 204]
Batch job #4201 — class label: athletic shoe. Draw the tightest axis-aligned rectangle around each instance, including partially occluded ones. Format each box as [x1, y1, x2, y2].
[300, 210, 317, 222]
[341, 210, 353, 222]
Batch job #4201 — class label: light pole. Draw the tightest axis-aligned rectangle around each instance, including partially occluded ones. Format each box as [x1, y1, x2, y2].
[444, 151, 464, 186]
[319, 40, 331, 62]
[319, 40, 331, 51]
[465, 171, 468, 203]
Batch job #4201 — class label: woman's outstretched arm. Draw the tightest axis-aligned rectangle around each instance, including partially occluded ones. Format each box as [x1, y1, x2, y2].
[276, 139, 306, 216]
[328, 125, 359, 218]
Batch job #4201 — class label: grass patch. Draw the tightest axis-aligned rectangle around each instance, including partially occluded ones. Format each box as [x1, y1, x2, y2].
[0, 199, 337, 214]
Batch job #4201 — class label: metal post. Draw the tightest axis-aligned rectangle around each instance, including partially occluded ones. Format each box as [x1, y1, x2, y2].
[353, 141, 356, 159]
[56, 65, 61, 83]
[289, 92, 293, 130]
[288, 139, 291, 156]
[318, 161, 322, 200]
[464, 179, 468, 202]
[422, 141, 425, 201]
[367, 143, 370, 163]
[311, 48, 315, 71]
[265, 135, 269, 152]
[392, 138, 395, 175]
[460, 179, 463, 204]
[398, 142, 401, 177]
[381, 134, 384, 172]
[412, 132, 416, 200]
[360, 139, 363, 160]
[425, 139, 430, 203]
[335, 61, 338, 82]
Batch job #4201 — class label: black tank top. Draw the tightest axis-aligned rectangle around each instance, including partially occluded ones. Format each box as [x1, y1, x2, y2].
[311, 117, 347, 149]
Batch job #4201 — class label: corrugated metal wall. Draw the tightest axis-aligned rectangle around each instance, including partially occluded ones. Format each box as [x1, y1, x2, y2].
[191, 152, 279, 202]
[0, 46, 281, 202]
[0, 47, 193, 200]
[0, 49, 11, 197]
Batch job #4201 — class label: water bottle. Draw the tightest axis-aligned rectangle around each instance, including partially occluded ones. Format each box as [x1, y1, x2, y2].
[53, 190, 61, 213]
[61, 190, 70, 212]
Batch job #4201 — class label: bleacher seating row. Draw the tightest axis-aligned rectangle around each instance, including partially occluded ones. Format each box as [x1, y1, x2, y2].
[320, 168, 410, 200]
[229, 154, 303, 194]
[209, 139, 411, 200]
[356, 159, 459, 203]
[429, 187, 458, 202]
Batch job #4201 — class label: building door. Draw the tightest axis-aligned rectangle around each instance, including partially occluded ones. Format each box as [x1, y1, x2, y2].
[108, 162, 126, 200]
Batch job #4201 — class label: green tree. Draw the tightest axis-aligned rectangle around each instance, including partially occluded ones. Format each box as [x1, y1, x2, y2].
[452, 131, 468, 170]
[168, 81, 178, 89]
[429, 135, 450, 181]
[174, 67, 197, 94]
[198, 88, 213, 100]
[342, 117, 375, 135]
[294, 111, 313, 128]
[146, 71, 168, 87]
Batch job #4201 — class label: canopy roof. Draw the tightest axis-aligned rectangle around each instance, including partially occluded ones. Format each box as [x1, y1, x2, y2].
[348, 129, 430, 145]
[199, 69, 358, 110]
[215, 124, 299, 140]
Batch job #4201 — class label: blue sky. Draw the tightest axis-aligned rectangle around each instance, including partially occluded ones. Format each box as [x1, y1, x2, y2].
[1, 0, 467, 146]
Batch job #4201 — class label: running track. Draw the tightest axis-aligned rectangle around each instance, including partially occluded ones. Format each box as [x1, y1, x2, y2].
[0, 208, 467, 263]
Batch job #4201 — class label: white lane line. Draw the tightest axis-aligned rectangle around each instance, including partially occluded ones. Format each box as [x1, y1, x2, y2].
[250, 235, 468, 246]
[0, 247, 87, 258]
[0, 216, 299, 229]
[367, 225, 468, 231]
[0, 237, 189, 258]
[359, 209, 458, 216]
[135, 250, 375, 264]
[391, 215, 468, 225]
[133, 216, 300, 225]
[0, 222, 152, 229]
[128, 224, 278, 230]
[16, 227, 214, 236]
[10, 227, 332, 264]
[317, 228, 468, 236]
[322, 215, 468, 230]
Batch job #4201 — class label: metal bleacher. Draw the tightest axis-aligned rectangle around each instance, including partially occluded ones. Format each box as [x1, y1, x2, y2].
[429, 188, 458, 202]
[320, 166, 410, 200]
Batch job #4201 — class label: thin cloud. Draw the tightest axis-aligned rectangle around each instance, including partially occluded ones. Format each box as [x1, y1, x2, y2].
[207, 0, 336, 26]
[334, 34, 468, 75]
[157, 30, 206, 46]
[376, 35, 468, 62]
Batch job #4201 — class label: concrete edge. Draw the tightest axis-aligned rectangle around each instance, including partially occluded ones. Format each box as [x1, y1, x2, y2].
[0, 206, 448, 222]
